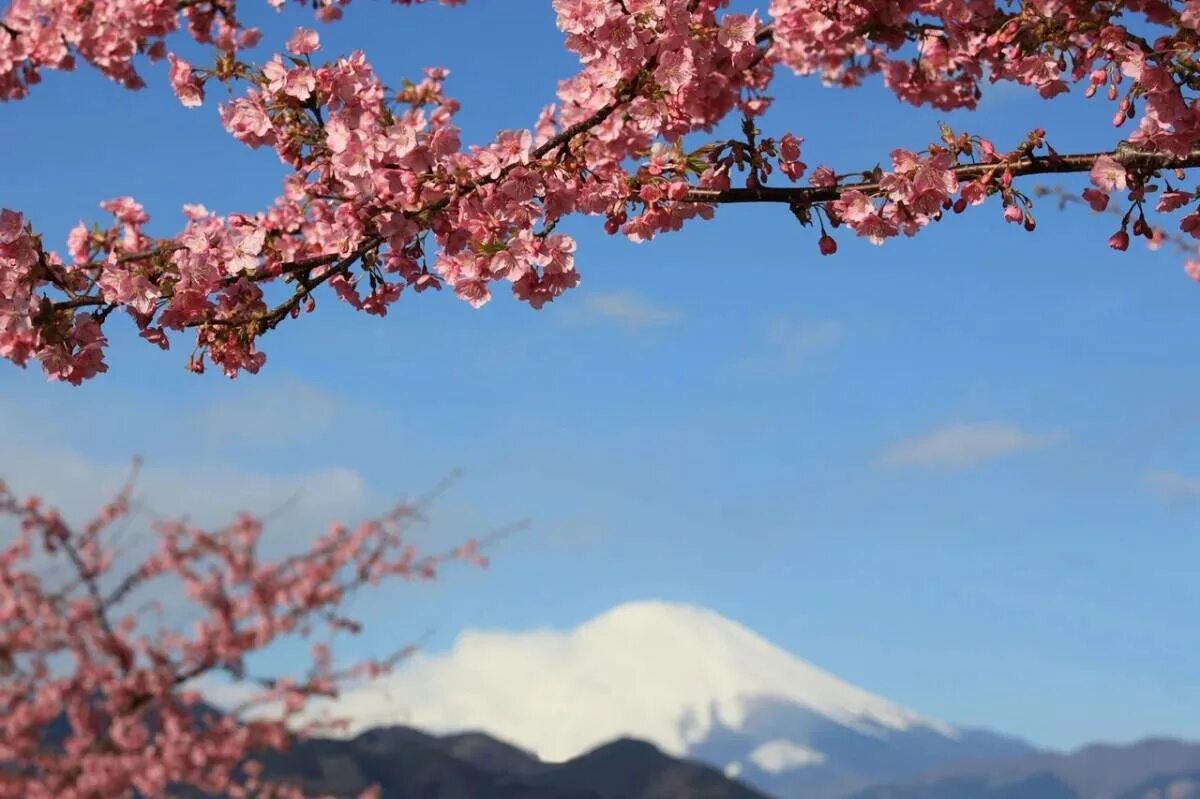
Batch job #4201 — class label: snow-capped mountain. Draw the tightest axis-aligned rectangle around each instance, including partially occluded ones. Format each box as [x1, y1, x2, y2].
[311, 600, 1034, 798]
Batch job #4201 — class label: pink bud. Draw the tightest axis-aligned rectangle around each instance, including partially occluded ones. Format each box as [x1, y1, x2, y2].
[1108, 230, 1130, 251]
[1082, 188, 1110, 212]
[1003, 205, 1023, 223]
[818, 234, 837, 255]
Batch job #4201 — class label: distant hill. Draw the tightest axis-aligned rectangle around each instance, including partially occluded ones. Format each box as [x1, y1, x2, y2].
[251, 725, 771, 799]
[1114, 771, 1200, 799]
[245, 729, 1200, 799]
[846, 738, 1200, 799]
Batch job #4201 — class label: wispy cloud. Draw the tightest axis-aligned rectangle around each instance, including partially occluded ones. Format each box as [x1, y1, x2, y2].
[730, 317, 843, 376]
[0, 445, 369, 532]
[878, 422, 1066, 469]
[580, 291, 682, 329]
[769, 318, 843, 363]
[0, 396, 370, 532]
[195, 377, 340, 445]
[1143, 470, 1200, 504]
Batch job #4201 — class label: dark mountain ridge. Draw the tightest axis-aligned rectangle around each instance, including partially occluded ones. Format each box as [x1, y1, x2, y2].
[252, 725, 772, 799]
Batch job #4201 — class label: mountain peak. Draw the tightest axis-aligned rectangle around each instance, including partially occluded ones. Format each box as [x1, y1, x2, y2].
[288, 600, 1030, 798]
[580, 600, 749, 632]
[572, 600, 948, 742]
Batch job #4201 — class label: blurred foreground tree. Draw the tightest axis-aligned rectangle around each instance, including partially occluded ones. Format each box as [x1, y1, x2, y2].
[0, 465, 491, 798]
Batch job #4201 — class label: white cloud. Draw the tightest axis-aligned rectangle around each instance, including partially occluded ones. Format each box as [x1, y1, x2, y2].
[0, 444, 367, 530]
[769, 318, 843, 361]
[1143, 470, 1200, 504]
[730, 318, 843, 375]
[195, 378, 340, 445]
[580, 291, 682, 329]
[878, 422, 1066, 469]
[747, 739, 827, 773]
[0, 375, 374, 530]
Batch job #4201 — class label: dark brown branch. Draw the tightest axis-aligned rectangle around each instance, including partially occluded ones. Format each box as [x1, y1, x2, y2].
[682, 147, 1200, 205]
[58, 537, 132, 672]
[254, 237, 381, 331]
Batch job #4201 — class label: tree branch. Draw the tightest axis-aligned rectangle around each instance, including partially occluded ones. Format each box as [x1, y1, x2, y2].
[682, 147, 1200, 206]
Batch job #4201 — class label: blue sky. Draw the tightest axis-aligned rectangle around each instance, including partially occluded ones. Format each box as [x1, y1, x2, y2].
[3, 1, 1199, 752]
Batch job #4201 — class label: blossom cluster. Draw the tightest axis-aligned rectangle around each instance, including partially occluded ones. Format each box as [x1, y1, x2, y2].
[0, 0, 460, 101]
[0, 473, 484, 799]
[2, 0, 1200, 382]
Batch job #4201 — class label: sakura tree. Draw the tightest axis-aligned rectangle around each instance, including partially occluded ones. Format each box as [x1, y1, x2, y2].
[0, 465, 492, 798]
[3, 0, 1200, 384]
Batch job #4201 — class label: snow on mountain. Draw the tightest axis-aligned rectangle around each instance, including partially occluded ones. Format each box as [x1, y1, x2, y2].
[296, 600, 1033, 798]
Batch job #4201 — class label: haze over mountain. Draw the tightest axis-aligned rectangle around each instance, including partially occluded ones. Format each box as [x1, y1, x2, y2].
[847, 738, 1200, 799]
[312, 601, 1033, 798]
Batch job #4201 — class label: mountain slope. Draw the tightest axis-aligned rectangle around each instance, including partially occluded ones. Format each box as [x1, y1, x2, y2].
[845, 738, 1200, 799]
[318, 600, 1036, 799]
[527, 737, 770, 799]
[1114, 771, 1200, 799]
[251, 726, 769, 799]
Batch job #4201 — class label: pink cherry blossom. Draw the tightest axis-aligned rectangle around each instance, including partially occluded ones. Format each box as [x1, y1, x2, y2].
[287, 28, 321, 56]
[2, 0, 1200, 382]
[167, 54, 204, 108]
[1090, 155, 1129, 192]
[1182, 213, 1200, 239]
[1083, 188, 1110, 212]
[0, 470, 487, 799]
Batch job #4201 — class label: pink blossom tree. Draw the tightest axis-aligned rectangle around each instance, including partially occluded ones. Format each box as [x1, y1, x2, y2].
[0, 463, 492, 798]
[4, 1, 1200, 382]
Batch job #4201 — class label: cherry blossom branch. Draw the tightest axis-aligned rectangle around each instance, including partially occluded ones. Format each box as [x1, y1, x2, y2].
[1034, 184, 1196, 254]
[682, 147, 1200, 205]
[6, 2, 1200, 384]
[0, 466, 493, 798]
